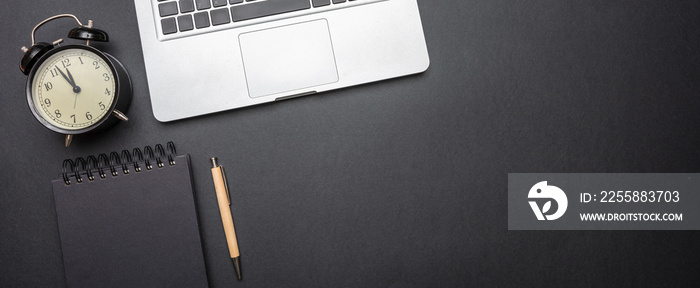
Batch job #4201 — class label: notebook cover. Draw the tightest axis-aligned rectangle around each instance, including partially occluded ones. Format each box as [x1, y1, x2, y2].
[52, 154, 208, 288]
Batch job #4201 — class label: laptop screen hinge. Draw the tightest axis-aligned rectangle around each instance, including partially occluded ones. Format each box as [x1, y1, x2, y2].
[274, 91, 317, 101]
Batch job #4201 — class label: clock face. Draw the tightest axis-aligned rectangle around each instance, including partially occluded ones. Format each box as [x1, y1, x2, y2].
[30, 47, 116, 131]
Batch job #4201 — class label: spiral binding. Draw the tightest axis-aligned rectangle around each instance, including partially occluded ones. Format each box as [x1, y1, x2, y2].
[61, 141, 178, 185]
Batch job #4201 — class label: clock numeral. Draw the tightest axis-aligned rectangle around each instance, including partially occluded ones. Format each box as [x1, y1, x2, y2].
[70, 114, 76, 123]
[93, 61, 100, 69]
[105, 89, 111, 96]
[49, 67, 59, 78]
[103, 73, 110, 82]
[44, 98, 51, 107]
[99, 102, 106, 110]
[78, 57, 84, 64]
[86, 112, 93, 121]
[44, 82, 53, 91]
[55, 110, 62, 118]
[62, 59, 71, 68]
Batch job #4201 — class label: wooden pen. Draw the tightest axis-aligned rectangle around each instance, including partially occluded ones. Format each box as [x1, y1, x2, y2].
[211, 157, 242, 280]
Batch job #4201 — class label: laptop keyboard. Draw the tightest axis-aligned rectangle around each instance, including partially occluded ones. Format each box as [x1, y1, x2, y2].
[156, 0, 372, 38]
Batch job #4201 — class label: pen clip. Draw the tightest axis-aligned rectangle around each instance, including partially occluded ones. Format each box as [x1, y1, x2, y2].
[221, 166, 230, 205]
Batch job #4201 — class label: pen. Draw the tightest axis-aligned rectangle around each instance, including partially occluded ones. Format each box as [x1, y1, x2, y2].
[210, 157, 242, 280]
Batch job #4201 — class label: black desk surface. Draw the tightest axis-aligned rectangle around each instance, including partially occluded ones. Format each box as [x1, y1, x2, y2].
[2, 1, 699, 287]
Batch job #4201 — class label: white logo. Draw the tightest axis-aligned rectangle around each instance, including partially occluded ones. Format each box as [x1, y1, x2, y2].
[528, 181, 568, 220]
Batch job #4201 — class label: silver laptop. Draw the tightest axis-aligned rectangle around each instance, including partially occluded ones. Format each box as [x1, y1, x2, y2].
[134, 0, 429, 122]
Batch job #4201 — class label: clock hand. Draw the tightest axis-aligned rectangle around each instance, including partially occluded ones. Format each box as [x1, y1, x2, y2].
[55, 65, 73, 86]
[54, 65, 81, 93]
[73, 93, 78, 109]
[66, 68, 79, 92]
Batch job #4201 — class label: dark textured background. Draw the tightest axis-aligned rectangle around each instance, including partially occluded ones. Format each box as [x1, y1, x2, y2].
[2, 1, 699, 287]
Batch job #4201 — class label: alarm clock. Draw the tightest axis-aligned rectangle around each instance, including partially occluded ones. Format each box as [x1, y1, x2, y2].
[20, 14, 131, 147]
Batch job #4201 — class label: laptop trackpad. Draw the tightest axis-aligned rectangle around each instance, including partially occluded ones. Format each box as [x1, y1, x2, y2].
[239, 19, 339, 98]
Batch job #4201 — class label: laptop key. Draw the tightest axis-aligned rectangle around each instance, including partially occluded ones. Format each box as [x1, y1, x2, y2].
[161, 18, 178, 34]
[229, 0, 243, 4]
[312, 0, 330, 7]
[212, 0, 227, 7]
[180, 0, 195, 13]
[178, 15, 195, 31]
[332, 0, 346, 3]
[231, 0, 311, 22]
[194, 11, 210, 28]
[211, 8, 231, 25]
[196, 0, 211, 10]
[159, 2, 179, 17]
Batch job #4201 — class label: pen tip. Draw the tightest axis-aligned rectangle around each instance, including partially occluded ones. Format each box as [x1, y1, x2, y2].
[233, 257, 242, 280]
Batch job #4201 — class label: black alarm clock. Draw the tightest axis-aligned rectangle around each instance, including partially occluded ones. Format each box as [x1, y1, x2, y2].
[20, 14, 131, 147]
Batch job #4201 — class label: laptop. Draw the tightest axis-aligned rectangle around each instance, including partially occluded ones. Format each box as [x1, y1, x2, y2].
[134, 0, 429, 122]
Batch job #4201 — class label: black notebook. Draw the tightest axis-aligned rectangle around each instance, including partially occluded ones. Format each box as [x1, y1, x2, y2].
[51, 142, 209, 288]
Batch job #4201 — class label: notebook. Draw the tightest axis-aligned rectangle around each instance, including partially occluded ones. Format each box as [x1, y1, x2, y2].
[134, 0, 430, 121]
[51, 142, 209, 288]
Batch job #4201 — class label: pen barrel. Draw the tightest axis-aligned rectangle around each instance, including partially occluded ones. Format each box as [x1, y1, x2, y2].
[211, 167, 240, 258]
